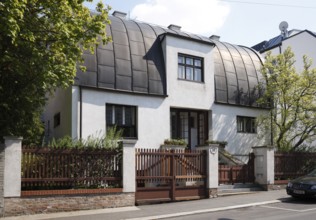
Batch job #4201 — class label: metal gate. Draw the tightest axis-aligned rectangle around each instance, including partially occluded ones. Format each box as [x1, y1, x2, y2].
[219, 153, 255, 185]
[135, 148, 207, 204]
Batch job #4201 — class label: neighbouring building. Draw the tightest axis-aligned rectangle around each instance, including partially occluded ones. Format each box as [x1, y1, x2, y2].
[44, 11, 269, 157]
[252, 21, 316, 70]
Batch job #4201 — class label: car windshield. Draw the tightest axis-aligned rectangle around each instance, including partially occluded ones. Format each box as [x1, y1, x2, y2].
[307, 169, 316, 177]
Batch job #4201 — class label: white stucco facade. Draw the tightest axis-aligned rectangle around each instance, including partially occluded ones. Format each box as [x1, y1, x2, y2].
[79, 88, 168, 148]
[162, 35, 215, 110]
[212, 104, 268, 155]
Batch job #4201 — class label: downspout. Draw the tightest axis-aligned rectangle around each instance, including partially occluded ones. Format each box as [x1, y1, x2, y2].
[279, 45, 282, 54]
[270, 106, 273, 146]
[79, 86, 82, 139]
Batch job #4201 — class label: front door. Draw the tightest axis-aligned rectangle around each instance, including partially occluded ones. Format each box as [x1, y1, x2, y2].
[170, 108, 208, 149]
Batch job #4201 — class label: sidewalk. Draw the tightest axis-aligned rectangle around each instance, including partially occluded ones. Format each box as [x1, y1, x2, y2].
[3, 190, 290, 220]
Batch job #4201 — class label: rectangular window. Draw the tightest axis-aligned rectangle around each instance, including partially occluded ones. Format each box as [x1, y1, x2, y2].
[237, 116, 256, 133]
[178, 54, 203, 82]
[106, 104, 137, 138]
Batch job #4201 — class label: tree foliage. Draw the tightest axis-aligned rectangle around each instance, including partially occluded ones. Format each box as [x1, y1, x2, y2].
[258, 47, 316, 151]
[0, 0, 111, 144]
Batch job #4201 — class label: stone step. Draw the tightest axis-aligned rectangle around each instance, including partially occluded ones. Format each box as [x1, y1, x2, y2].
[218, 183, 260, 189]
[217, 184, 263, 196]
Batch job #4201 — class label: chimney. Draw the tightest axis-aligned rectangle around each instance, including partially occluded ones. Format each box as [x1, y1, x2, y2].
[209, 35, 220, 41]
[112, 11, 127, 19]
[168, 24, 181, 31]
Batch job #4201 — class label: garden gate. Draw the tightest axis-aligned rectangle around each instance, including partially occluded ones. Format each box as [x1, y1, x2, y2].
[218, 153, 255, 185]
[135, 148, 207, 204]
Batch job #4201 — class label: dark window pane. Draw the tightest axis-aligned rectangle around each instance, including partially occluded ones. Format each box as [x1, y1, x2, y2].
[115, 106, 123, 125]
[171, 111, 177, 139]
[54, 113, 60, 128]
[106, 105, 113, 124]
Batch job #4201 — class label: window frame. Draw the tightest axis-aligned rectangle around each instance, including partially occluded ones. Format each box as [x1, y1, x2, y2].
[236, 116, 257, 134]
[106, 103, 137, 139]
[178, 53, 204, 82]
[170, 108, 208, 148]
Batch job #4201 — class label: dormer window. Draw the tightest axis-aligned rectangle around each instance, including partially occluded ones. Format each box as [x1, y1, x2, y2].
[178, 54, 203, 82]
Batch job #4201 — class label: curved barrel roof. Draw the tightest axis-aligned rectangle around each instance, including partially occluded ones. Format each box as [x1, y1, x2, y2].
[76, 13, 264, 107]
[213, 40, 264, 107]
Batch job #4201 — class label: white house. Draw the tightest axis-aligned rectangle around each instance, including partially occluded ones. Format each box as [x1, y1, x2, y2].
[44, 11, 269, 156]
[252, 23, 316, 70]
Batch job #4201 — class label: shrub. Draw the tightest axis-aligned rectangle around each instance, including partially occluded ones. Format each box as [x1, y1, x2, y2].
[163, 138, 187, 146]
[48, 126, 123, 149]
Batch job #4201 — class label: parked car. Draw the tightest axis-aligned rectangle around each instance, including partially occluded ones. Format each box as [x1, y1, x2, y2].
[286, 169, 316, 198]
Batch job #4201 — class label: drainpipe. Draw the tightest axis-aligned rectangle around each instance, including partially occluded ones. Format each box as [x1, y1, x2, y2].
[279, 45, 282, 54]
[79, 86, 82, 139]
[270, 107, 273, 146]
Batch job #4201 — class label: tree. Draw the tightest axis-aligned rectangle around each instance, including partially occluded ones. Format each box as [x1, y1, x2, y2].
[0, 0, 111, 144]
[258, 47, 316, 151]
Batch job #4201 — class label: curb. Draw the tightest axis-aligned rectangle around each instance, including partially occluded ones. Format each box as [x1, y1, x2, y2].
[2, 207, 140, 220]
[125, 200, 281, 220]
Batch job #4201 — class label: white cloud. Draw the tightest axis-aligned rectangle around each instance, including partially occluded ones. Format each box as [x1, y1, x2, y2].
[130, 0, 230, 36]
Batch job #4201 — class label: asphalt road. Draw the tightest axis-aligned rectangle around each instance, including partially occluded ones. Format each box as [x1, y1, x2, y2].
[167, 198, 316, 220]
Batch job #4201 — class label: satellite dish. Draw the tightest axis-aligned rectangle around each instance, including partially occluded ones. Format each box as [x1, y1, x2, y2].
[279, 21, 289, 32]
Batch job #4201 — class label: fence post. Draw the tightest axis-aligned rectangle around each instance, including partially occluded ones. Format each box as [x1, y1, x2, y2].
[252, 146, 275, 190]
[122, 140, 136, 193]
[3, 137, 22, 198]
[198, 145, 219, 198]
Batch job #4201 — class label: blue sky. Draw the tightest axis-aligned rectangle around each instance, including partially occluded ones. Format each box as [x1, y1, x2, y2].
[85, 0, 316, 47]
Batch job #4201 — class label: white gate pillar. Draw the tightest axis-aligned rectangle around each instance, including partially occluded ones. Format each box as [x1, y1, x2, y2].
[198, 145, 219, 198]
[4, 137, 22, 197]
[122, 140, 136, 193]
[252, 146, 275, 190]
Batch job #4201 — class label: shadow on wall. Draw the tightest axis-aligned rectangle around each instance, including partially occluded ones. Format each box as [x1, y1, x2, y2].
[145, 38, 166, 95]
[212, 107, 264, 156]
[82, 89, 166, 110]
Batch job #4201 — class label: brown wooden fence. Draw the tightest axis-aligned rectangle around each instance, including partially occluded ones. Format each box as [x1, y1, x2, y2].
[135, 148, 207, 203]
[218, 153, 255, 185]
[275, 152, 316, 184]
[22, 146, 122, 190]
